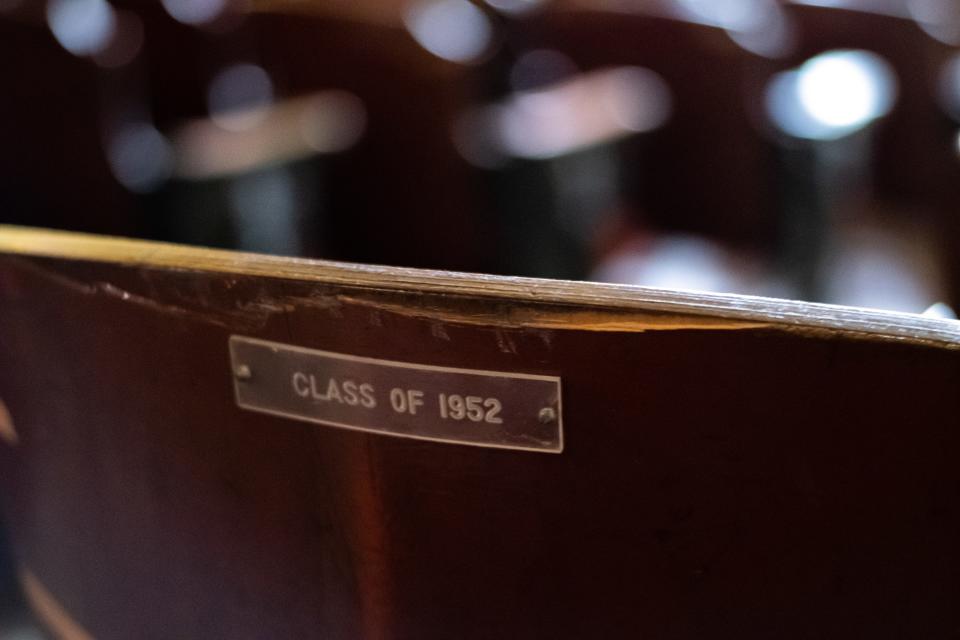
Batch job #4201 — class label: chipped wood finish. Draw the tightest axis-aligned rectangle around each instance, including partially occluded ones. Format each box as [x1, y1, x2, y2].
[0, 225, 958, 347]
[0, 226, 959, 638]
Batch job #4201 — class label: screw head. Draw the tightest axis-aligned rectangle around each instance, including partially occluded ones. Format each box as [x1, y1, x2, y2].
[538, 407, 557, 424]
[234, 364, 252, 380]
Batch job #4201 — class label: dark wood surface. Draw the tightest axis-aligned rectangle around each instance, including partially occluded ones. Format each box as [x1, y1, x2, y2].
[0, 226, 958, 638]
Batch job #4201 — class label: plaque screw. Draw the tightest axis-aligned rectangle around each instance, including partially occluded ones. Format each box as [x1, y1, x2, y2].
[538, 407, 557, 424]
[234, 364, 252, 381]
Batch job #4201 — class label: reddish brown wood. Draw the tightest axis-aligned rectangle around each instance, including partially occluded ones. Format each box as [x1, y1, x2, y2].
[0, 228, 958, 638]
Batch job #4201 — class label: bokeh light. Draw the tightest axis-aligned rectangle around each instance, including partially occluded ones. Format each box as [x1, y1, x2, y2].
[767, 50, 897, 140]
[207, 63, 275, 132]
[403, 0, 494, 64]
[46, 0, 117, 57]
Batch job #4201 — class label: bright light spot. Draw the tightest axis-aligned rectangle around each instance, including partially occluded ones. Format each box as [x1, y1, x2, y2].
[47, 0, 117, 57]
[766, 50, 896, 140]
[675, 0, 794, 58]
[207, 63, 274, 132]
[908, 0, 960, 44]
[790, 0, 853, 7]
[107, 122, 174, 193]
[594, 236, 752, 294]
[824, 224, 941, 313]
[404, 0, 493, 64]
[602, 67, 672, 132]
[298, 90, 367, 154]
[790, 0, 911, 18]
[161, 0, 226, 25]
[726, 6, 795, 58]
[677, 0, 768, 31]
[484, 0, 545, 15]
[173, 91, 364, 180]
[798, 51, 895, 128]
[923, 302, 958, 319]
[491, 67, 671, 160]
[766, 71, 822, 138]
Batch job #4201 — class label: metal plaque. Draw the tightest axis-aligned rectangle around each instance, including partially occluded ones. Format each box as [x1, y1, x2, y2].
[229, 336, 563, 453]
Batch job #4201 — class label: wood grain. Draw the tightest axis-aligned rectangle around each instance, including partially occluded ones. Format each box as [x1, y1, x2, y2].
[0, 226, 958, 638]
[1, 225, 957, 347]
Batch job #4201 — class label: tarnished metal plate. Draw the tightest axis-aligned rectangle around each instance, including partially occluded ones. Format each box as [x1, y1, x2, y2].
[229, 336, 563, 453]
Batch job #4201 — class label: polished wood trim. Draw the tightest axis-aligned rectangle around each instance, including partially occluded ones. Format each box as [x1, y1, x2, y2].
[1, 225, 958, 348]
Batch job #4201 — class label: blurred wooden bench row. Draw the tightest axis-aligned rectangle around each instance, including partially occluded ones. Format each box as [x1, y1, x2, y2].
[1, 0, 959, 303]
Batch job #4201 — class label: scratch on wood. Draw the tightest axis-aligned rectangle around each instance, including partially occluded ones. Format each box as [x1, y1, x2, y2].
[13, 259, 284, 331]
[336, 293, 770, 333]
[533, 330, 554, 349]
[430, 322, 451, 341]
[288, 292, 344, 317]
[96, 282, 284, 331]
[495, 330, 518, 354]
[2, 226, 959, 349]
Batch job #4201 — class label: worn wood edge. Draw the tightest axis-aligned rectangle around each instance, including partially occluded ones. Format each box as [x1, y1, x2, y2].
[19, 568, 95, 640]
[1, 225, 959, 348]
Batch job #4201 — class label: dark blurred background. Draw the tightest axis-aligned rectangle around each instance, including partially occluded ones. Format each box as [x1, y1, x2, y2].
[2, 0, 960, 631]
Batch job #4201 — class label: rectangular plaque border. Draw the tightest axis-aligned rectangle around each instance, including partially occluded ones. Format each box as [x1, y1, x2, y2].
[229, 335, 564, 454]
